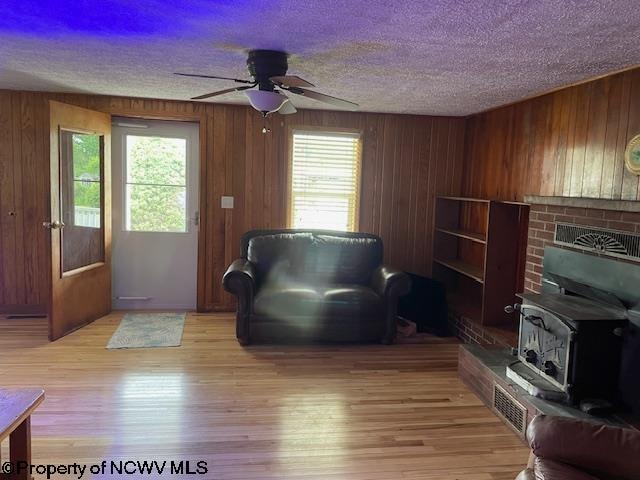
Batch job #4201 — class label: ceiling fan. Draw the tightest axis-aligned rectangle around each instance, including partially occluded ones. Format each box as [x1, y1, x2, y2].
[175, 50, 358, 117]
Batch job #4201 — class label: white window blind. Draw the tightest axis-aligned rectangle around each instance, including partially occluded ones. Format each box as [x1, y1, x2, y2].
[289, 131, 362, 231]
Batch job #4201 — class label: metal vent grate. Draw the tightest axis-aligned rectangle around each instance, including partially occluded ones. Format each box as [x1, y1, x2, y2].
[555, 223, 640, 262]
[493, 384, 527, 436]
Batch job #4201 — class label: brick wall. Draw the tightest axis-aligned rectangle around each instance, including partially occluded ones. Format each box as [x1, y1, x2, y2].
[526, 204, 640, 293]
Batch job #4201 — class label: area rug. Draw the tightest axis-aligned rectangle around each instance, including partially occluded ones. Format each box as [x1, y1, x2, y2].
[106, 312, 185, 349]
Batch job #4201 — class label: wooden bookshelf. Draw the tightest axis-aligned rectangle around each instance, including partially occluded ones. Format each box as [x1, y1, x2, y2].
[433, 196, 529, 327]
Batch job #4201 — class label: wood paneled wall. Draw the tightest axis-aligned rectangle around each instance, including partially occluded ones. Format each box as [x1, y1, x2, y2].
[0, 90, 465, 312]
[462, 67, 640, 201]
[0, 92, 48, 313]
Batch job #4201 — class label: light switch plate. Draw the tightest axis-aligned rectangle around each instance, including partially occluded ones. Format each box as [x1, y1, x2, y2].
[221, 196, 234, 209]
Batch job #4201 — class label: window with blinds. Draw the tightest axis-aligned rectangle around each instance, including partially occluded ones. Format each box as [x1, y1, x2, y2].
[289, 130, 362, 232]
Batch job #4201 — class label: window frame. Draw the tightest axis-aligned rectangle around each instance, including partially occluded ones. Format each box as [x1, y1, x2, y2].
[122, 133, 191, 234]
[286, 126, 363, 232]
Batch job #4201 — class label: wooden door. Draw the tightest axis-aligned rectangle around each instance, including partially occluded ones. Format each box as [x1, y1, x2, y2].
[48, 101, 111, 340]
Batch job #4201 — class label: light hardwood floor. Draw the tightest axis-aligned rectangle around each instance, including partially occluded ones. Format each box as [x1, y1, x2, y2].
[0, 313, 528, 479]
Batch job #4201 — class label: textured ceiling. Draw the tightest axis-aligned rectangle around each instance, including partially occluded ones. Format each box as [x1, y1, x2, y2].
[0, 0, 639, 116]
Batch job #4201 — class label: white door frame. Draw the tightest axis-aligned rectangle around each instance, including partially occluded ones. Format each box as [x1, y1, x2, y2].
[111, 118, 200, 310]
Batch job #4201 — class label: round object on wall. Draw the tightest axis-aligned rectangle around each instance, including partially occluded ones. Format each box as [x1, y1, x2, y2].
[625, 134, 640, 175]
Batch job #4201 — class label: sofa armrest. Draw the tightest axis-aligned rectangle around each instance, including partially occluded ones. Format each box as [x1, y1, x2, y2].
[223, 259, 256, 295]
[371, 265, 411, 298]
[527, 415, 640, 480]
[371, 266, 411, 344]
[514, 469, 535, 480]
[223, 259, 257, 345]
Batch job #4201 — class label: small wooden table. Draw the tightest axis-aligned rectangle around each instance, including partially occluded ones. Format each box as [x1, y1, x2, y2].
[0, 389, 44, 480]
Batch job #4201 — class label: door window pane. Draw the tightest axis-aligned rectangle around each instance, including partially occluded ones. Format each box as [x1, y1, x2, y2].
[126, 184, 186, 232]
[72, 133, 102, 228]
[125, 136, 187, 232]
[60, 130, 105, 273]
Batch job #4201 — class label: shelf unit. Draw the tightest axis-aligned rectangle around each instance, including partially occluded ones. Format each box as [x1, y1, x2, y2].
[433, 196, 528, 328]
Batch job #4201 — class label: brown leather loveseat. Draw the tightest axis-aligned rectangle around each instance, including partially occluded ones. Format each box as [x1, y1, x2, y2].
[222, 229, 410, 345]
[516, 415, 640, 480]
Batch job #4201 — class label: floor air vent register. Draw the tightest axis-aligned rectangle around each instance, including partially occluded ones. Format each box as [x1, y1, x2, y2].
[493, 384, 527, 436]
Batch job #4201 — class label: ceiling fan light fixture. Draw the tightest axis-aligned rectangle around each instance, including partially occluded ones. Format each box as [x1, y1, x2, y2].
[244, 90, 287, 115]
[176, 50, 358, 117]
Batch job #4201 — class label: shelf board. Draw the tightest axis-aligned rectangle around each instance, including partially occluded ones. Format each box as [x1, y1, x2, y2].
[436, 227, 487, 244]
[434, 258, 485, 284]
[437, 196, 490, 204]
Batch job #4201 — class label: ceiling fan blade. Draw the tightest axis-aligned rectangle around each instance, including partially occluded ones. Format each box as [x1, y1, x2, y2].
[289, 88, 358, 110]
[278, 99, 297, 115]
[174, 72, 254, 84]
[270, 75, 315, 88]
[191, 85, 253, 100]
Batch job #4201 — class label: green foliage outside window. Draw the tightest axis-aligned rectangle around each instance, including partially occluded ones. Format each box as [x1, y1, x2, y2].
[126, 136, 187, 232]
[72, 133, 101, 209]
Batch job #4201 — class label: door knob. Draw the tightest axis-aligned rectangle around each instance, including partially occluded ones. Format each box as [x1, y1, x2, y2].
[43, 220, 65, 229]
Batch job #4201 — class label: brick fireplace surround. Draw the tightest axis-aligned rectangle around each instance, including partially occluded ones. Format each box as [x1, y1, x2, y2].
[448, 195, 640, 347]
[524, 196, 640, 294]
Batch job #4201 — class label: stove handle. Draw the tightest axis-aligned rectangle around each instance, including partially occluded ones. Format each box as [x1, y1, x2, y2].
[504, 304, 550, 332]
[524, 314, 550, 332]
[504, 303, 522, 314]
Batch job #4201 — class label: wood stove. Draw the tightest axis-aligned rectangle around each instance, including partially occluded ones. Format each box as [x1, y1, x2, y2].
[506, 247, 640, 414]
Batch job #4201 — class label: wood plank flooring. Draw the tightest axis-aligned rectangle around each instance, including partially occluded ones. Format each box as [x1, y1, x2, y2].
[0, 313, 528, 479]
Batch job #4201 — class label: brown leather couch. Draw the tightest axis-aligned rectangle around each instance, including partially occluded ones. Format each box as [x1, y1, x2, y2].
[222, 229, 410, 345]
[516, 415, 640, 480]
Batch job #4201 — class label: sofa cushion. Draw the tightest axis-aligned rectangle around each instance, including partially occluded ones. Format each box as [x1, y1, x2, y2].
[254, 285, 323, 317]
[247, 233, 313, 285]
[254, 284, 381, 319]
[298, 234, 382, 284]
[322, 285, 381, 316]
